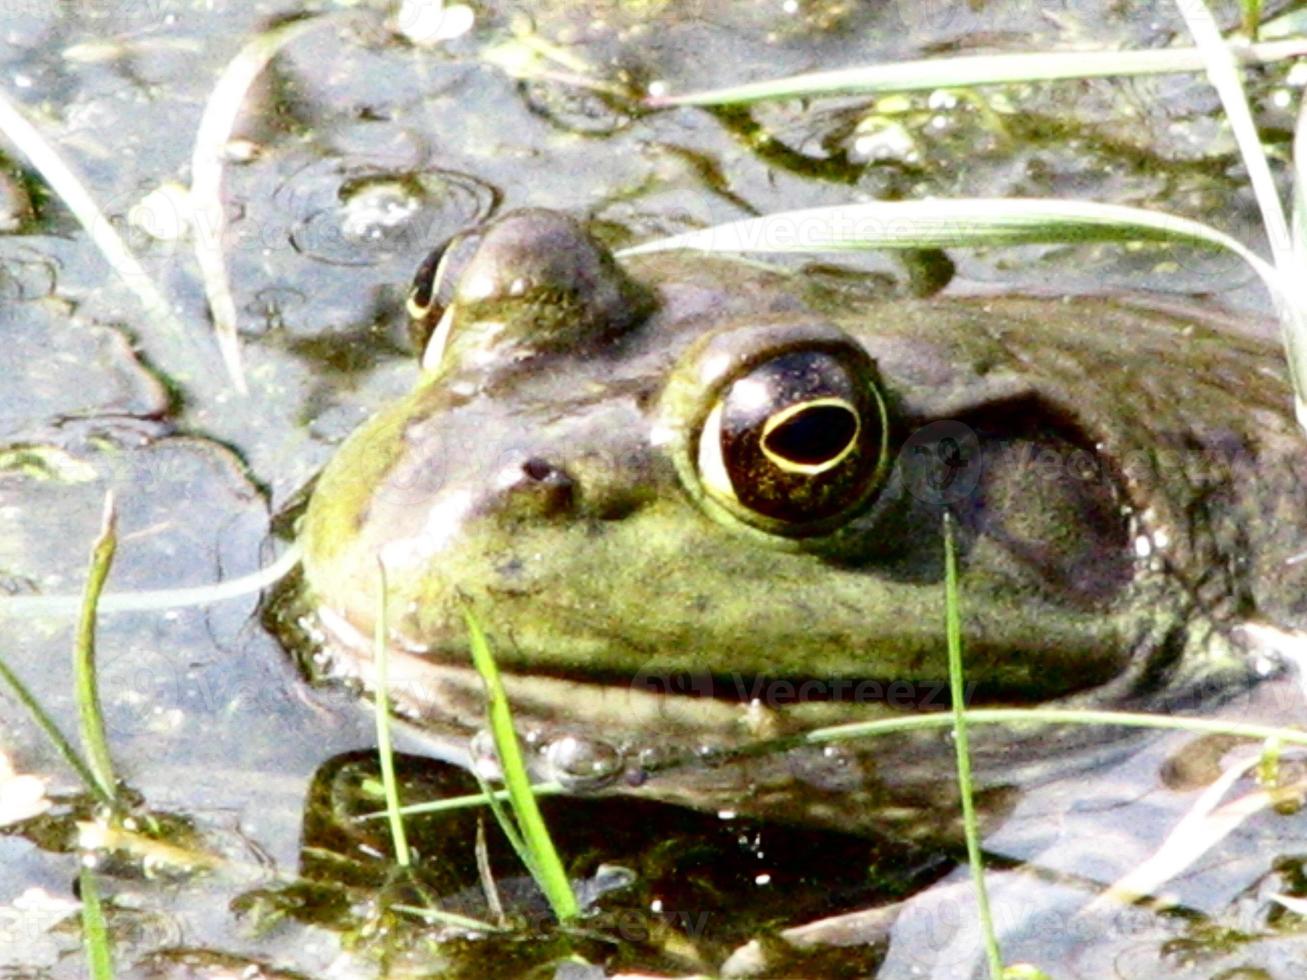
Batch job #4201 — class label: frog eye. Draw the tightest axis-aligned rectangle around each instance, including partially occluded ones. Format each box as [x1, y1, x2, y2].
[695, 349, 888, 532]
[406, 230, 483, 366]
[405, 243, 445, 321]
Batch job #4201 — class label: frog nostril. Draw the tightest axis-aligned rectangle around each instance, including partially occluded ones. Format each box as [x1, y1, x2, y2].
[505, 457, 575, 518]
[522, 457, 557, 482]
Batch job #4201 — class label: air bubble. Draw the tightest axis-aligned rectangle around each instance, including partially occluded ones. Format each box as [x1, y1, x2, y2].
[468, 728, 504, 780]
[544, 734, 624, 792]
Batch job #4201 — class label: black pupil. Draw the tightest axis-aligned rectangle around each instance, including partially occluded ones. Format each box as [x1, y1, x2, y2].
[409, 243, 446, 309]
[764, 404, 858, 465]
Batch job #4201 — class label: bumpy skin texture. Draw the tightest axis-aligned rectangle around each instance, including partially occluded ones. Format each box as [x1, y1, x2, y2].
[301, 210, 1307, 839]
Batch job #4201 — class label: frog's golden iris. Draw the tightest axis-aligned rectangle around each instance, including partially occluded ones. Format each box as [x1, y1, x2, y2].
[696, 346, 890, 532]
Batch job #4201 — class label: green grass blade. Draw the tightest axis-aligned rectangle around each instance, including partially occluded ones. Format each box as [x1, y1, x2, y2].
[0, 656, 106, 805]
[943, 513, 1003, 980]
[1295, 94, 1307, 255]
[1174, 0, 1307, 422]
[1293, 87, 1307, 426]
[798, 708, 1307, 750]
[372, 559, 411, 868]
[457, 651, 546, 889]
[357, 782, 565, 821]
[1003, 966, 1054, 979]
[464, 608, 579, 923]
[470, 765, 538, 884]
[74, 494, 120, 806]
[618, 198, 1293, 319]
[648, 38, 1307, 106]
[1242, 0, 1263, 39]
[1174, 0, 1292, 269]
[620, 199, 1305, 392]
[618, 198, 1273, 271]
[79, 867, 114, 979]
[391, 903, 504, 932]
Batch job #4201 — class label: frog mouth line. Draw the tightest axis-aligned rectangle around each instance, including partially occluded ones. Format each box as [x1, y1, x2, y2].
[314, 606, 1025, 729]
[315, 602, 1200, 801]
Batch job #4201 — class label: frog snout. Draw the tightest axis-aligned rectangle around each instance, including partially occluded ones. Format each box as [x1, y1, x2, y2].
[484, 445, 657, 525]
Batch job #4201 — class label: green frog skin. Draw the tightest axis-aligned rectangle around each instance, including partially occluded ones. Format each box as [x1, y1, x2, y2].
[299, 209, 1307, 840]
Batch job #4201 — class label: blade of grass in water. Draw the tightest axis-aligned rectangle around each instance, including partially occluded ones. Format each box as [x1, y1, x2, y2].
[0, 657, 106, 806]
[1090, 753, 1265, 909]
[619, 198, 1272, 270]
[191, 13, 354, 394]
[470, 765, 534, 882]
[799, 708, 1307, 751]
[0, 543, 302, 618]
[1294, 94, 1307, 256]
[0, 88, 179, 341]
[358, 782, 564, 821]
[1242, 0, 1263, 39]
[1262, 8, 1307, 38]
[464, 608, 579, 923]
[943, 513, 1003, 980]
[74, 494, 120, 806]
[372, 559, 411, 868]
[619, 198, 1289, 314]
[79, 866, 114, 979]
[648, 37, 1307, 106]
[360, 783, 564, 820]
[391, 903, 507, 932]
[1174, 0, 1307, 424]
[475, 816, 506, 923]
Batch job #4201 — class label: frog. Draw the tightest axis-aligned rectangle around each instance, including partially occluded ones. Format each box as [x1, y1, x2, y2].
[299, 207, 1307, 841]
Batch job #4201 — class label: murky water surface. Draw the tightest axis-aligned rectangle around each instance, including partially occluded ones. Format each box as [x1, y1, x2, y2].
[3, 1, 1307, 976]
